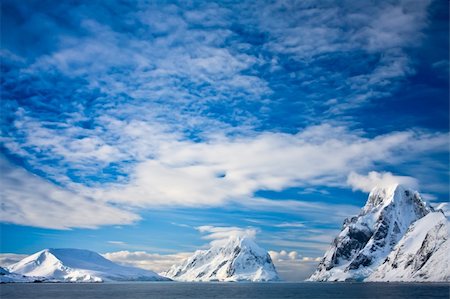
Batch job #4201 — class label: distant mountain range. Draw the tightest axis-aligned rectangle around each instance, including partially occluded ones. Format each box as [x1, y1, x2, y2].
[2, 184, 448, 283]
[308, 184, 449, 282]
[0, 239, 279, 283]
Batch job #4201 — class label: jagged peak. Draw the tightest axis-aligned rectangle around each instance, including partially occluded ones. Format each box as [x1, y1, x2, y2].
[362, 184, 429, 216]
[202, 236, 269, 261]
[309, 185, 442, 282]
[165, 235, 279, 281]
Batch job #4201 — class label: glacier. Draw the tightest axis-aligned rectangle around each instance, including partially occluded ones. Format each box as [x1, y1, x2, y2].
[309, 184, 449, 282]
[165, 236, 280, 282]
[6, 248, 170, 282]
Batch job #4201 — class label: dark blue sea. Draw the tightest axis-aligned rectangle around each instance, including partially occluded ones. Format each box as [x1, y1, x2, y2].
[1, 282, 449, 299]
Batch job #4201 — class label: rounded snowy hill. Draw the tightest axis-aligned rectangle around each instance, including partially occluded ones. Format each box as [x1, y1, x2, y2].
[8, 248, 170, 282]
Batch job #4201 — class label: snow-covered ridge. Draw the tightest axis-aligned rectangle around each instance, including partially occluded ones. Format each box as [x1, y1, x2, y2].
[165, 236, 279, 282]
[7, 248, 169, 282]
[368, 211, 449, 282]
[308, 184, 449, 282]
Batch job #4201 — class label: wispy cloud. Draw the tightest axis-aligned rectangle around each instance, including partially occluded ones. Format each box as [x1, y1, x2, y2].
[273, 222, 305, 228]
[0, 156, 139, 229]
[196, 225, 258, 247]
[1, 121, 447, 229]
[107, 241, 126, 245]
[347, 171, 419, 193]
[102, 251, 191, 274]
[0, 253, 27, 267]
[249, 0, 431, 113]
[80, 124, 446, 208]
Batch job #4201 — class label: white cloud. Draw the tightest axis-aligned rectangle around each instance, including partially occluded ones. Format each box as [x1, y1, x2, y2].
[29, 12, 270, 110]
[87, 124, 446, 208]
[273, 222, 305, 228]
[347, 171, 419, 193]
[268, 250, 299, 262]
[1, 121, 446, 229]
[0, 253, 27, 267]
[2, 118, 446, 230]
[108, 241, 126, 245]
[196, 226, 257, 247]
[268, 249, 322, 281]
[102, 251, 191, 273]
[0, 157, 139, 230]
[2, 110, 126, 183]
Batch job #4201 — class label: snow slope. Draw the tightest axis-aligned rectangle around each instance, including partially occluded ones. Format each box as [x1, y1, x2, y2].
[367, 211, 449, 282]
[165, 237, 279, 282]
[309, 184, 432, 281]
[0, 266, 42, 283]
[8, 248, 170, 282]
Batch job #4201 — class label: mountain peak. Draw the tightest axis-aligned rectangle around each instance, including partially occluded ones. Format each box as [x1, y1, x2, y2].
[165, 237, 279, 282]
[360, 185, 431, 226]
[309, 186, 434, 282]
[364, 184, 426, 212]
[213, 236, 265, 254]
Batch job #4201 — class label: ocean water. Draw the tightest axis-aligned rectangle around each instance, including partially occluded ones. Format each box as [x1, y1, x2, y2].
[1, 282, 449, 299]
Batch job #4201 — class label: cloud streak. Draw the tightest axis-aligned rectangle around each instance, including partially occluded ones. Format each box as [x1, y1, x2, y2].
[102, 251, 191, 274]
[0, 156, 139, 229]
[86, 125, 446, 208]
[0, 253, 27, 267]
[196, 226, 258, 247]
[347, 171, 419, 193]
[1, 120, 447, 229]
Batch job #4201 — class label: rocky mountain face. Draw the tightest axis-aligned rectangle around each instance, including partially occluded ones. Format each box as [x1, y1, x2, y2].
[7, 248, 169, 282]
[367, 211, 449, 281]
[308, 184, 448, 282]
[165, 236, 279, 282]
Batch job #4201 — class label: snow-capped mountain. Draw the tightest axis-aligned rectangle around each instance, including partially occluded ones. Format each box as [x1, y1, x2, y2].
[165, 236, 279, 282]
[309, 184, 433, 282]
[367, 211, 449, 282]
[8, 248, 170, 282]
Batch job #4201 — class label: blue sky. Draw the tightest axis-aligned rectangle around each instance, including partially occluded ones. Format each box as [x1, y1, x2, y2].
[0, 0, 448, 280]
